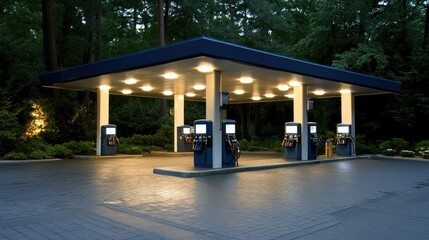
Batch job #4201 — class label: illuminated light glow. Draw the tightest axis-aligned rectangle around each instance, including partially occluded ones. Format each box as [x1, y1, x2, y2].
[162, 72, 178, 79]
[234, 89, 245, 95]
[314, 90, 326, 96]
[196, 63, 214, 73]
[339, 89, 351, 94]
[285, 94, 294, 99]
[264, 93, 275, 98]
[141, 85, 153, 91]
[238, 77, 254, 84]
[24, 102, 47, 138]
[99, 85, 110, 90]
[124, 78, 137, 84]
[121, 89, 132, 94]
[186, 92, 196, 97]
[193, 84, 206, 90]
[163, 90, 174, 96]
[289, 81, 301, 87]
[251, 96, 261, 101]
[277, 84, 290, 91]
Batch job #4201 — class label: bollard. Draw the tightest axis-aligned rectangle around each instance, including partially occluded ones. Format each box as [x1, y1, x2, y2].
[325, 139, 333, 158]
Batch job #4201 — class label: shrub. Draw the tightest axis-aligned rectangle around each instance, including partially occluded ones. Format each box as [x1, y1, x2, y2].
[422, 150, 429, 159]
[415, 140, 429, 157]
[399, 150, 415, 158]
[4, 152, 27, 160]
[47, 144, 73, 158]
[380, 138, 410, 155]
[117, 144, 159, 154]
[0, 111, 22, 155]
[239, 139, 251, 151]
[62, 141, 95, 155]
[164, 143, 173, 152]
[29, 150, 52, 159]
[383, 148, 396, 156]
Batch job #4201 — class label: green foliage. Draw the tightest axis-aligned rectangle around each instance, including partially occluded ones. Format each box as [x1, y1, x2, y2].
[399, 150, 415, 158]
[354, 135, 378, 155]
[62, 141, 95, 155]
[238, 137, 282, 152]
[333, 43, 388, 76]
[29, 150, 52, 160]
[415, 140, 429, 158]
[46, 144, 73, 159]
[4, 152, 27, 160]
[380, 138, 410, 156]
[0, 111, 23, 155]
[117, 144, 160, 154]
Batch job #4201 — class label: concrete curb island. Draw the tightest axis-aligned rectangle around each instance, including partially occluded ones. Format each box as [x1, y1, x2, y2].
[153, 156, 372, 178]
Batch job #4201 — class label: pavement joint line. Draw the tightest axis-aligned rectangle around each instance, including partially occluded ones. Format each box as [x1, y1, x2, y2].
[153, 156, 371, 178]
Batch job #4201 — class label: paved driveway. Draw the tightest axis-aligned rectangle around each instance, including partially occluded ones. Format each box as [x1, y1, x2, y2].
[0, 156, 428, 239]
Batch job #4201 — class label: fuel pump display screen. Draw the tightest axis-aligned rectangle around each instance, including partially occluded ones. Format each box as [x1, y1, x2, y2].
[310, 126, 317, 134]
[195, 124, 206, 134]
[183, 127, 191, 134]
[286, 125, 298, 134]
[225, 124, 235, 134]
[106, 127, 116, 135]
[337, 126, 350, 134]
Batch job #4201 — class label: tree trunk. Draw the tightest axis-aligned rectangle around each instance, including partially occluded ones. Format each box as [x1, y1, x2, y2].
[41, 0, 58, 72]
[158, 0, 167, 116]
[423, 2, 429, 50]
[58, 2, 72, 68]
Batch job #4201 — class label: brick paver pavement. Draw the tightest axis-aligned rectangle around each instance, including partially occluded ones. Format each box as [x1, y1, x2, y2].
[0, 154, 428, 239]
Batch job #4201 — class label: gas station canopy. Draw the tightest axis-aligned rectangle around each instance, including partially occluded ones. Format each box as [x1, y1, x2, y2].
[39, 36, 401, 103]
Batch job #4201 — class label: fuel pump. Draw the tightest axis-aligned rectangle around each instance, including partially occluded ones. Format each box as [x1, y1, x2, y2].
[336, 123, 355, 156]
[101, 124, 118, 155]
[282, 122, 301, 160]
[193, 120, 213, 167]
[222, 120, 240, 167]
[177, 125, 193, 152]
[308, 122, 319, 160]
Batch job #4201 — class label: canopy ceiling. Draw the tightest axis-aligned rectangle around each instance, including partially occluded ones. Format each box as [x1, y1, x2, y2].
[39, 37, 401, 104]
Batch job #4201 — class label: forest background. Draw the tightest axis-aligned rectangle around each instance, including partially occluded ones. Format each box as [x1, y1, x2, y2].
[1, 0, 428, 158]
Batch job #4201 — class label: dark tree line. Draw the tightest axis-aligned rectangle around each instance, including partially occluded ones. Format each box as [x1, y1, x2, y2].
[0, 0, 428, 146]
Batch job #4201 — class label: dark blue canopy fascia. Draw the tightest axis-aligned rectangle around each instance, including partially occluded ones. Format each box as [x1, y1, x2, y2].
[39, 36, 401, 92]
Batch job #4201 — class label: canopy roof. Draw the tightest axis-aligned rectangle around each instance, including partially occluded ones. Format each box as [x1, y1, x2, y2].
[39, 36, 401, 103]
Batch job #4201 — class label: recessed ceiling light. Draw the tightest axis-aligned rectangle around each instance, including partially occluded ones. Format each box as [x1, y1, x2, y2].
[339, 89, 351, 94]
[238, 77, 254, 84]
[163, 90, 173, 96]
[99, 85, 110, 90]
[121, 89, 132, 95]
[289, 81, 301, 87]
[193, 84, 206, 90]
[252, 96, 261, 101]
[277, 84, 290, 91]
[124, 78, 137, 84]
[285, 94, 294, 99]
[264, 93, 275, 98]
[162, 72, 178, 79]
[196, 63, 214, 73]
[314, 90, 326, 96]
[186, 92, 196, 97]
[141, 85, 153, 91]
[234, 89, 245, 95]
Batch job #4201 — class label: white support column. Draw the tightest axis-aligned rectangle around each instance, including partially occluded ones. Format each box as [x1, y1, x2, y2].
[293, 85, 308, 160]
[96, 88, 109, 156]
[174, 94, 185, 152]
[206, 70, 222, 168]
[341, 93, 356, 139]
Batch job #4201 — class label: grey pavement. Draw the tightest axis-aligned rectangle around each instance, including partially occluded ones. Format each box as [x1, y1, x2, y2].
[1, 153, 429, 239]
